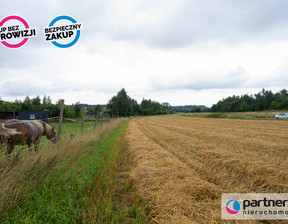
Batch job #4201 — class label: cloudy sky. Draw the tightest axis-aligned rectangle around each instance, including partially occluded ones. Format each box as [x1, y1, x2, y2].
[1, 0, 288, 107]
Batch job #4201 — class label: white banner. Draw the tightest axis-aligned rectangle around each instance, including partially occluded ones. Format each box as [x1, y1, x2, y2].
[222, 193, 288, 220]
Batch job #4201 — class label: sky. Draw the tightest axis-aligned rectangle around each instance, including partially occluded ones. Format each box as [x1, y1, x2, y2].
[1, 0, 288, 107]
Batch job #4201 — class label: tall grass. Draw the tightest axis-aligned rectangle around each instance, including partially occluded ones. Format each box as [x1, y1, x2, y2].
[0, 118, 149, 223]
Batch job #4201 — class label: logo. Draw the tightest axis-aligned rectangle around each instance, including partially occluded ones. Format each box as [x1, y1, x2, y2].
[0, 15, 37, 48]
[44, 15, 82, 48]
[226, 200, 240, 214]
[222, 193, 288, 220]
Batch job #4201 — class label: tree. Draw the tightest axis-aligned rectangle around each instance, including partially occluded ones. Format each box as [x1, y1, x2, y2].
[194, 107, 202, 113]
[22, 96, 32, 110]
[130, 99, 140, 115]
[106, 88, 173, 117]
[240, 101, 248, 112]
[32, 96, 41, 106]
[93, 104, 102, 118]
[162, 102, 174, 114]
[211, 88, 288, 112]
[73, 102, 82, 118]
[107, 96, 119, 117]
[107, 88, 131, 117]
[117, 88, 131, 117]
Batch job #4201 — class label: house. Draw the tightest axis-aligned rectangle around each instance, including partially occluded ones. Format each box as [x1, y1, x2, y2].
[0, 110, 49, 123]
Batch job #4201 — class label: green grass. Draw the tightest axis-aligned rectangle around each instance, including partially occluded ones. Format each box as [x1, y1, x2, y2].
[0, 120, 104, 158]
[53, 120, 100, 136]
[0, 119, 150, 223]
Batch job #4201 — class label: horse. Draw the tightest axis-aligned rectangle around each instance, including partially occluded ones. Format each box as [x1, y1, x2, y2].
[1, 119, 57, 156]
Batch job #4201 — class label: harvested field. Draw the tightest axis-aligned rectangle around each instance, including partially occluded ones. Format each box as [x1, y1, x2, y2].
[125, 115, 288, 223]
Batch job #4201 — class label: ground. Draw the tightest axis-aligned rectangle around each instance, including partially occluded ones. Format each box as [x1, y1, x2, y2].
[125, 115, 288, 223]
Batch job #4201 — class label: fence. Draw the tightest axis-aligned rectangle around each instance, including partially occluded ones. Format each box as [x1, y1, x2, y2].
[0, 99, 116, 158]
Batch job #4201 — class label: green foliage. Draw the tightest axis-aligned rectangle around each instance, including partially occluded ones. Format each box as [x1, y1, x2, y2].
[0, 88, 174, 119]
[93, 104, 102, 118]
[107, 88, 174, 117]
[72, 101, 82, 118]
[172, 105, 208, 113]
[211, 88, 288, 112]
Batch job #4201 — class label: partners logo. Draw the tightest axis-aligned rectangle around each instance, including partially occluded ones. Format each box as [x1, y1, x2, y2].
[44, 15, 82, 48]
[0, 15, 37, 48]
[222, 193, 288, 220]
[225, 200, 240, 214]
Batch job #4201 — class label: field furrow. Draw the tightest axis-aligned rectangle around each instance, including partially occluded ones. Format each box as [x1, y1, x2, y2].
[126, 115, 288, 223]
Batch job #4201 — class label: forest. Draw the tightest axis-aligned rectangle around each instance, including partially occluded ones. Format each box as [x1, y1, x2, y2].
[210, 88, 288, 112]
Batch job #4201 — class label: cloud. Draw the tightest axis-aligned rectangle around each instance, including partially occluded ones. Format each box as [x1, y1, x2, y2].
[82, 0, 288, 49]
[1, 0, 288, 106]
[0, 78, 51, 97]
[2, 0, 288, 51]
[150, 67, 247, 91]
[252, 64, 288, 88]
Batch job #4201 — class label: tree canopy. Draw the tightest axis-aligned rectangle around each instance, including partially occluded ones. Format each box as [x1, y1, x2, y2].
[0, 89, 174, 118]
[211, 88, 288, 112]
[107, 88, 174, 117]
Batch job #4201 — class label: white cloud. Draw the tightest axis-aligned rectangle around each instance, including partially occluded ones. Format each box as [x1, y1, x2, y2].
[1, 0, 288, 106]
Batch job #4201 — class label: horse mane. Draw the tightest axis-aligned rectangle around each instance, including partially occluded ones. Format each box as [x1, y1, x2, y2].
[43, 121, 52, 133]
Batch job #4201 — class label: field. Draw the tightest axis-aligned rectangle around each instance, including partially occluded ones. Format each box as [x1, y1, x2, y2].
[179, 110, 284, 120]
[125, 115, 288, 223]
[1, 115, 288, 223]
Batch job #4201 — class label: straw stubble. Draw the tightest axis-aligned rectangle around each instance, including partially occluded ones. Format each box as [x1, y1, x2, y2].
[125, 115, 288, 223]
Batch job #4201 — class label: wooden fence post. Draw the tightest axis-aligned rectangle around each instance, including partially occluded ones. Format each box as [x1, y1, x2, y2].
[94, 112, 98, 131]
[81, 108, 84, 135]
[57, 99, 64, 147]
[100, 113, 103, 128]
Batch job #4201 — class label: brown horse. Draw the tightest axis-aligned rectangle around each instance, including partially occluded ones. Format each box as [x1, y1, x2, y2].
[2, 119, 57, 156]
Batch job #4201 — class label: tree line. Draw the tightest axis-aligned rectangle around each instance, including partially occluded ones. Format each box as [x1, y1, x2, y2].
[211, 88, 288, 112]
[0, 96, 104, 118]
[107, 88, 174, 116]
[0, 88, 174, 118]
[172, 105, 209, 113]
[2, 88, 284, 117]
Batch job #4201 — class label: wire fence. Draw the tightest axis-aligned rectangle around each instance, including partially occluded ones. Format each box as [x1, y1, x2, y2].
[0, 100, 115, 159]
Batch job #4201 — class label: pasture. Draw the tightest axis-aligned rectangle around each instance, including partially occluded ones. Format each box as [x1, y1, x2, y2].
[126, 115, 288, 223]
[0, 120, 97, 158]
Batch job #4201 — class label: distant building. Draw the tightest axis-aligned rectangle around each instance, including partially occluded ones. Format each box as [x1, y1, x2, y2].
[0, 110, 49, 123]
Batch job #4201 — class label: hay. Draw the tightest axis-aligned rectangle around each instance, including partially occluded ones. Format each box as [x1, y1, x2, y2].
[126, 116, 288, 223]
[126, 119, 221, 223]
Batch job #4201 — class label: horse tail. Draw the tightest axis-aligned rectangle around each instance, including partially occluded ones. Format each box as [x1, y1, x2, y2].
[0, 124, 21, 136]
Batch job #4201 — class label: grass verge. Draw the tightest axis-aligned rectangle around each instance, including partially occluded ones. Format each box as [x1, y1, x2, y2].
[0, 118, 149, 223]
[83, 122, 151, 224]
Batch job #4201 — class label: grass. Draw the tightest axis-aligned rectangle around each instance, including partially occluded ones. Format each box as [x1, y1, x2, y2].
[0, 118, 150, 223]
[0, 119, 104, 158]
[179, 110, 287, 120]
